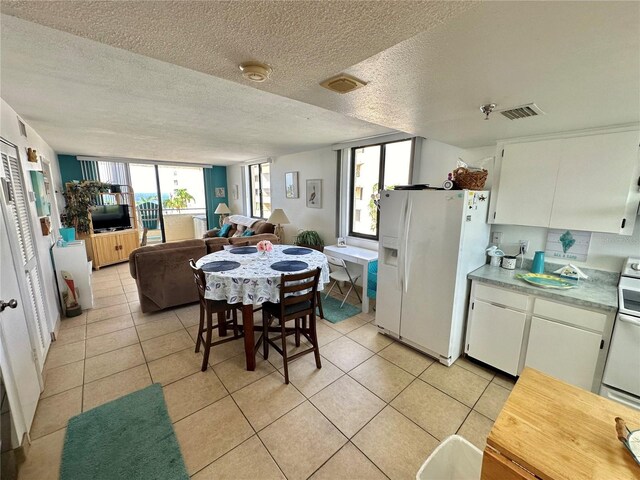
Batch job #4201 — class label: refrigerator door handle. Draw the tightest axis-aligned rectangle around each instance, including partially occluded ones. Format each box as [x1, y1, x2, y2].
[403, 197, 413, 294]
[397, 196, 409, 291]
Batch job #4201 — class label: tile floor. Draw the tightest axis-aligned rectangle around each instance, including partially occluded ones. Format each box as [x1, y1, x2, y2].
[19, 262, 516, 480]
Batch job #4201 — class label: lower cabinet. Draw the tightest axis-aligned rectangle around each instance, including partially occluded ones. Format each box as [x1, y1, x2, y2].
[525, 316, 602, 391]
[89, 230, 139, 269]
[466, 300, 526, 376]
[465, 280, 612, 392]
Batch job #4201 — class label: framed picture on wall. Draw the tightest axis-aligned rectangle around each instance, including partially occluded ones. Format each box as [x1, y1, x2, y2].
[306, 179, 322, 208]
[215, 187, 225, 198]
[285, 172, 298, 199]
[232, 184, 239, 200]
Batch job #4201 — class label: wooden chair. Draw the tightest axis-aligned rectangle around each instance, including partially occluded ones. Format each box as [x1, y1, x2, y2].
[189, 259, 242, 371]
[261, 268, 322, 384]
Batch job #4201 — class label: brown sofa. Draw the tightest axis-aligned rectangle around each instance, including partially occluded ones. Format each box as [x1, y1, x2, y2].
[129, 233, 279, 313]
[204, 219, 274, 238]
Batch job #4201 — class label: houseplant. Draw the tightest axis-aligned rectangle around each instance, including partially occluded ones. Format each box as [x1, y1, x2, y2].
[295, 230, 324, 252]
[61, 181, 111, 235]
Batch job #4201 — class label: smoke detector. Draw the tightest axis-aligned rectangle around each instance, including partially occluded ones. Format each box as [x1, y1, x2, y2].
[320, 74, 366, 94]
[239, 62, 272, 82]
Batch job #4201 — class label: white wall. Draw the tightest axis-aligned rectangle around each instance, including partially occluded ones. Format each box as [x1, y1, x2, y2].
[227, 147, 338, 246]
[1, 98, 61, 329]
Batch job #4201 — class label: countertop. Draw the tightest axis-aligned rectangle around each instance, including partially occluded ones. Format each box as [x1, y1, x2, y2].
[485, 368, 640, 480]
[468, 265, 618, 311]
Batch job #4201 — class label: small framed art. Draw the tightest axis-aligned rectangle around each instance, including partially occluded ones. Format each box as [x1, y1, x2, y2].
[285, 172, 299, 199]
[306, 179, 322, 208]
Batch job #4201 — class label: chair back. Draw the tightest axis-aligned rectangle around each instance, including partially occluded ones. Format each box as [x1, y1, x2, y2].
[278, 268, 321, 319]
[325, 254, 347, 269]
[188, 259, 207, 304]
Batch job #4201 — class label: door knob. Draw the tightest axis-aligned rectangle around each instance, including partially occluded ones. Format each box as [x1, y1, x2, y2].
[0, 299, 18, 312]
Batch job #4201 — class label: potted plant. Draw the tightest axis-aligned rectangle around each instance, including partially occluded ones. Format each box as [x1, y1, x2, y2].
[61, 181, 111, 235]
[295, 230, 324, 252]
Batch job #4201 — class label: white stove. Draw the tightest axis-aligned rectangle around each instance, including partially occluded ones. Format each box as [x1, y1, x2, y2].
[600, 257, 640, 410]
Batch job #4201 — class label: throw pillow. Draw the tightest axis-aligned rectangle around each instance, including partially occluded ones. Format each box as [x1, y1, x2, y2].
[217, 223, 232, 237]
[241, 229, 254, 237]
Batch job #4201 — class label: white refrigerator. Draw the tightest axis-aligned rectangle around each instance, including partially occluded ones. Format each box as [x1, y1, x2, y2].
[376, 190, 490, 365]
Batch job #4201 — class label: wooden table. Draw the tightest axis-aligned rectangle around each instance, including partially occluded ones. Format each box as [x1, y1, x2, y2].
[323, 244, 378, 313]
[196, 245, 329, 371]
[482, 368, 640, 480]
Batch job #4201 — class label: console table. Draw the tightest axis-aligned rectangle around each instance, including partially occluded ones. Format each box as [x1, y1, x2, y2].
[324, 244, 378, 314]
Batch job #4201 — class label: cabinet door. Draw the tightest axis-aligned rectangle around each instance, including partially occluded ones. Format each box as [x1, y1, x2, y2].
[493, 140, 561, 227]
[117, 231, 140, 260]
[549, 131, 640, 234]
[466, 300, 526, 376]
[525, 316, 601, 391]
[92, 235, 121, 266]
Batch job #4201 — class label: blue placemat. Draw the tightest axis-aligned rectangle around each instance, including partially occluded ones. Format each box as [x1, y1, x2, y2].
[201, 261, 241, 272]
[229, 246, 258, 254]
[270, 260, 309, 272]
[282, 247, 313, 255]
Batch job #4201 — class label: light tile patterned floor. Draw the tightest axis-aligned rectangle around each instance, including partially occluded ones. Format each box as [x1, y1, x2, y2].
[20, 263, 516, 480]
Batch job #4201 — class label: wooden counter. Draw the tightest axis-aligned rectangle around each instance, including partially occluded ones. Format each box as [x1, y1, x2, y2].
[482, 368, 640, 480]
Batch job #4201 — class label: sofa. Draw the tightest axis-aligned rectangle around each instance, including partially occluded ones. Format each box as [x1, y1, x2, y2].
[129, 233, 279, 313]
[204, 218, 274, 239]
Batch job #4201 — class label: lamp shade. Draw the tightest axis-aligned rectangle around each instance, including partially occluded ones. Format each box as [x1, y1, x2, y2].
[268, 209, 290, 225]
[214, 203, 231, 215]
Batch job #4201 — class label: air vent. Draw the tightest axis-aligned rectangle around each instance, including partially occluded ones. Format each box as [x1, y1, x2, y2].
[17, 117, 27, 137]
[320, 74, 366, 94]
[499, 103, 545, 120]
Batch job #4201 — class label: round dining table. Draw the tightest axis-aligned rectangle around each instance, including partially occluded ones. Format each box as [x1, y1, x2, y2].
[196, 244, 330, 370]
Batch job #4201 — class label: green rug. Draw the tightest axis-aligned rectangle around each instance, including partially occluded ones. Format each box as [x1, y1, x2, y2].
[60, 384, 188, 480]
[320, 295, 361, 323]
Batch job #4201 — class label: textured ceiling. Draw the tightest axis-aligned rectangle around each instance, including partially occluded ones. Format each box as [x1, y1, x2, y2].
[0, 14, 394, 164]
[1, 1, 638, 158]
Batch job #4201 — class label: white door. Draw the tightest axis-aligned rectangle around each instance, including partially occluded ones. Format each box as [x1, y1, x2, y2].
[400, 191, 462, 360]
[0, 198, 42, 442]
[1, 140, 50, 370]
[549, 130, 640, 234]
[525, 316, 601, 391]
[466, 300, 526, 376]
[375, 190, 407, 336]
[492, 139, 561, 227]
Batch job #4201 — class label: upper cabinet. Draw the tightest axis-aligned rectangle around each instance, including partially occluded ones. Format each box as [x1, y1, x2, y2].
[490, 130, 640, 235]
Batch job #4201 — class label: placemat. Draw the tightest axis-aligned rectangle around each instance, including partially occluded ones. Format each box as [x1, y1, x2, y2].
[270, 260, 309, 272]
[282, 247, 313, 255]
[201, 260, 241, 272]
[229, 246, 258, 254]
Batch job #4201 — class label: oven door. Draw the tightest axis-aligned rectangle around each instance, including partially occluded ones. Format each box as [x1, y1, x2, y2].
[602, 312, 640, 397]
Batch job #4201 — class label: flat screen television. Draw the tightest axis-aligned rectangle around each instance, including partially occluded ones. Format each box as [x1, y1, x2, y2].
[91, 204, 132, 232]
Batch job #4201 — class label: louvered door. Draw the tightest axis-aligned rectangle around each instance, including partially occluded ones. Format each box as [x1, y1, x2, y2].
[1, 139, 50, 370]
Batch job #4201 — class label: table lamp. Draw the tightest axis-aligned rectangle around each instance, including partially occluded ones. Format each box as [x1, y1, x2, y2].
[267, 209, 290, 243]
[214, 202, 231, 227]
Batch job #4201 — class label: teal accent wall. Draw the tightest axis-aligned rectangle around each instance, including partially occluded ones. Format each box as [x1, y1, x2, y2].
[58, 155, 83, 187]
[204, 166, 228, 229]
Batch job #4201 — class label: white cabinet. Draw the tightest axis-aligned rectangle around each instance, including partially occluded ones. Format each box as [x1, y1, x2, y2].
[525, 316, 602, 391]
[465, 280, 613, 391]
[491, 129, 640, 235]
[466, 300, 526, 376]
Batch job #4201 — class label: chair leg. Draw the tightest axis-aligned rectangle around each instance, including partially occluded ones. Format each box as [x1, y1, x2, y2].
[295, 318, 301, 347]
[280, 320, 290, 384]
[262, 310, 270, 360]
[351, 280, 362, 303]
[316, 292, 324, 319]
[324, 281, 336, 299]
[231, 308, 239, 338]
[195, 301, 204, 353]
[310, 313, 322, 369]
[201, 308, 213, 371]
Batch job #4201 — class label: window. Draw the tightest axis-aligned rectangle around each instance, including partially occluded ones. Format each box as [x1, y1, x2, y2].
[349, 139, 413, 239]
[249, 162, 271, 218]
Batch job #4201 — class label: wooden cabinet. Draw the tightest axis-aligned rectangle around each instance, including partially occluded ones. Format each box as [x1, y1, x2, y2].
[491, 129, 640, 234]
[465, 280, 612, 391]
[90, 230, 139, 269]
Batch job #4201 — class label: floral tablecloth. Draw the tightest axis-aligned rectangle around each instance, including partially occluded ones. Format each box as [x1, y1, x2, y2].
[195, 244, 330, 305]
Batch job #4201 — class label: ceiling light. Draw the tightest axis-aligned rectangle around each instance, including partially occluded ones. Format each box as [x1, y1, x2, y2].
[320, 74, 367, 94]
[480, 103, 497, 120]
[239, 62, 272, 82]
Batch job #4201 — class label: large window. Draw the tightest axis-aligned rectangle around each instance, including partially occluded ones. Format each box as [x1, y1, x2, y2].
[249, 162, 271, 219]
[350, 139, 413, 239]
